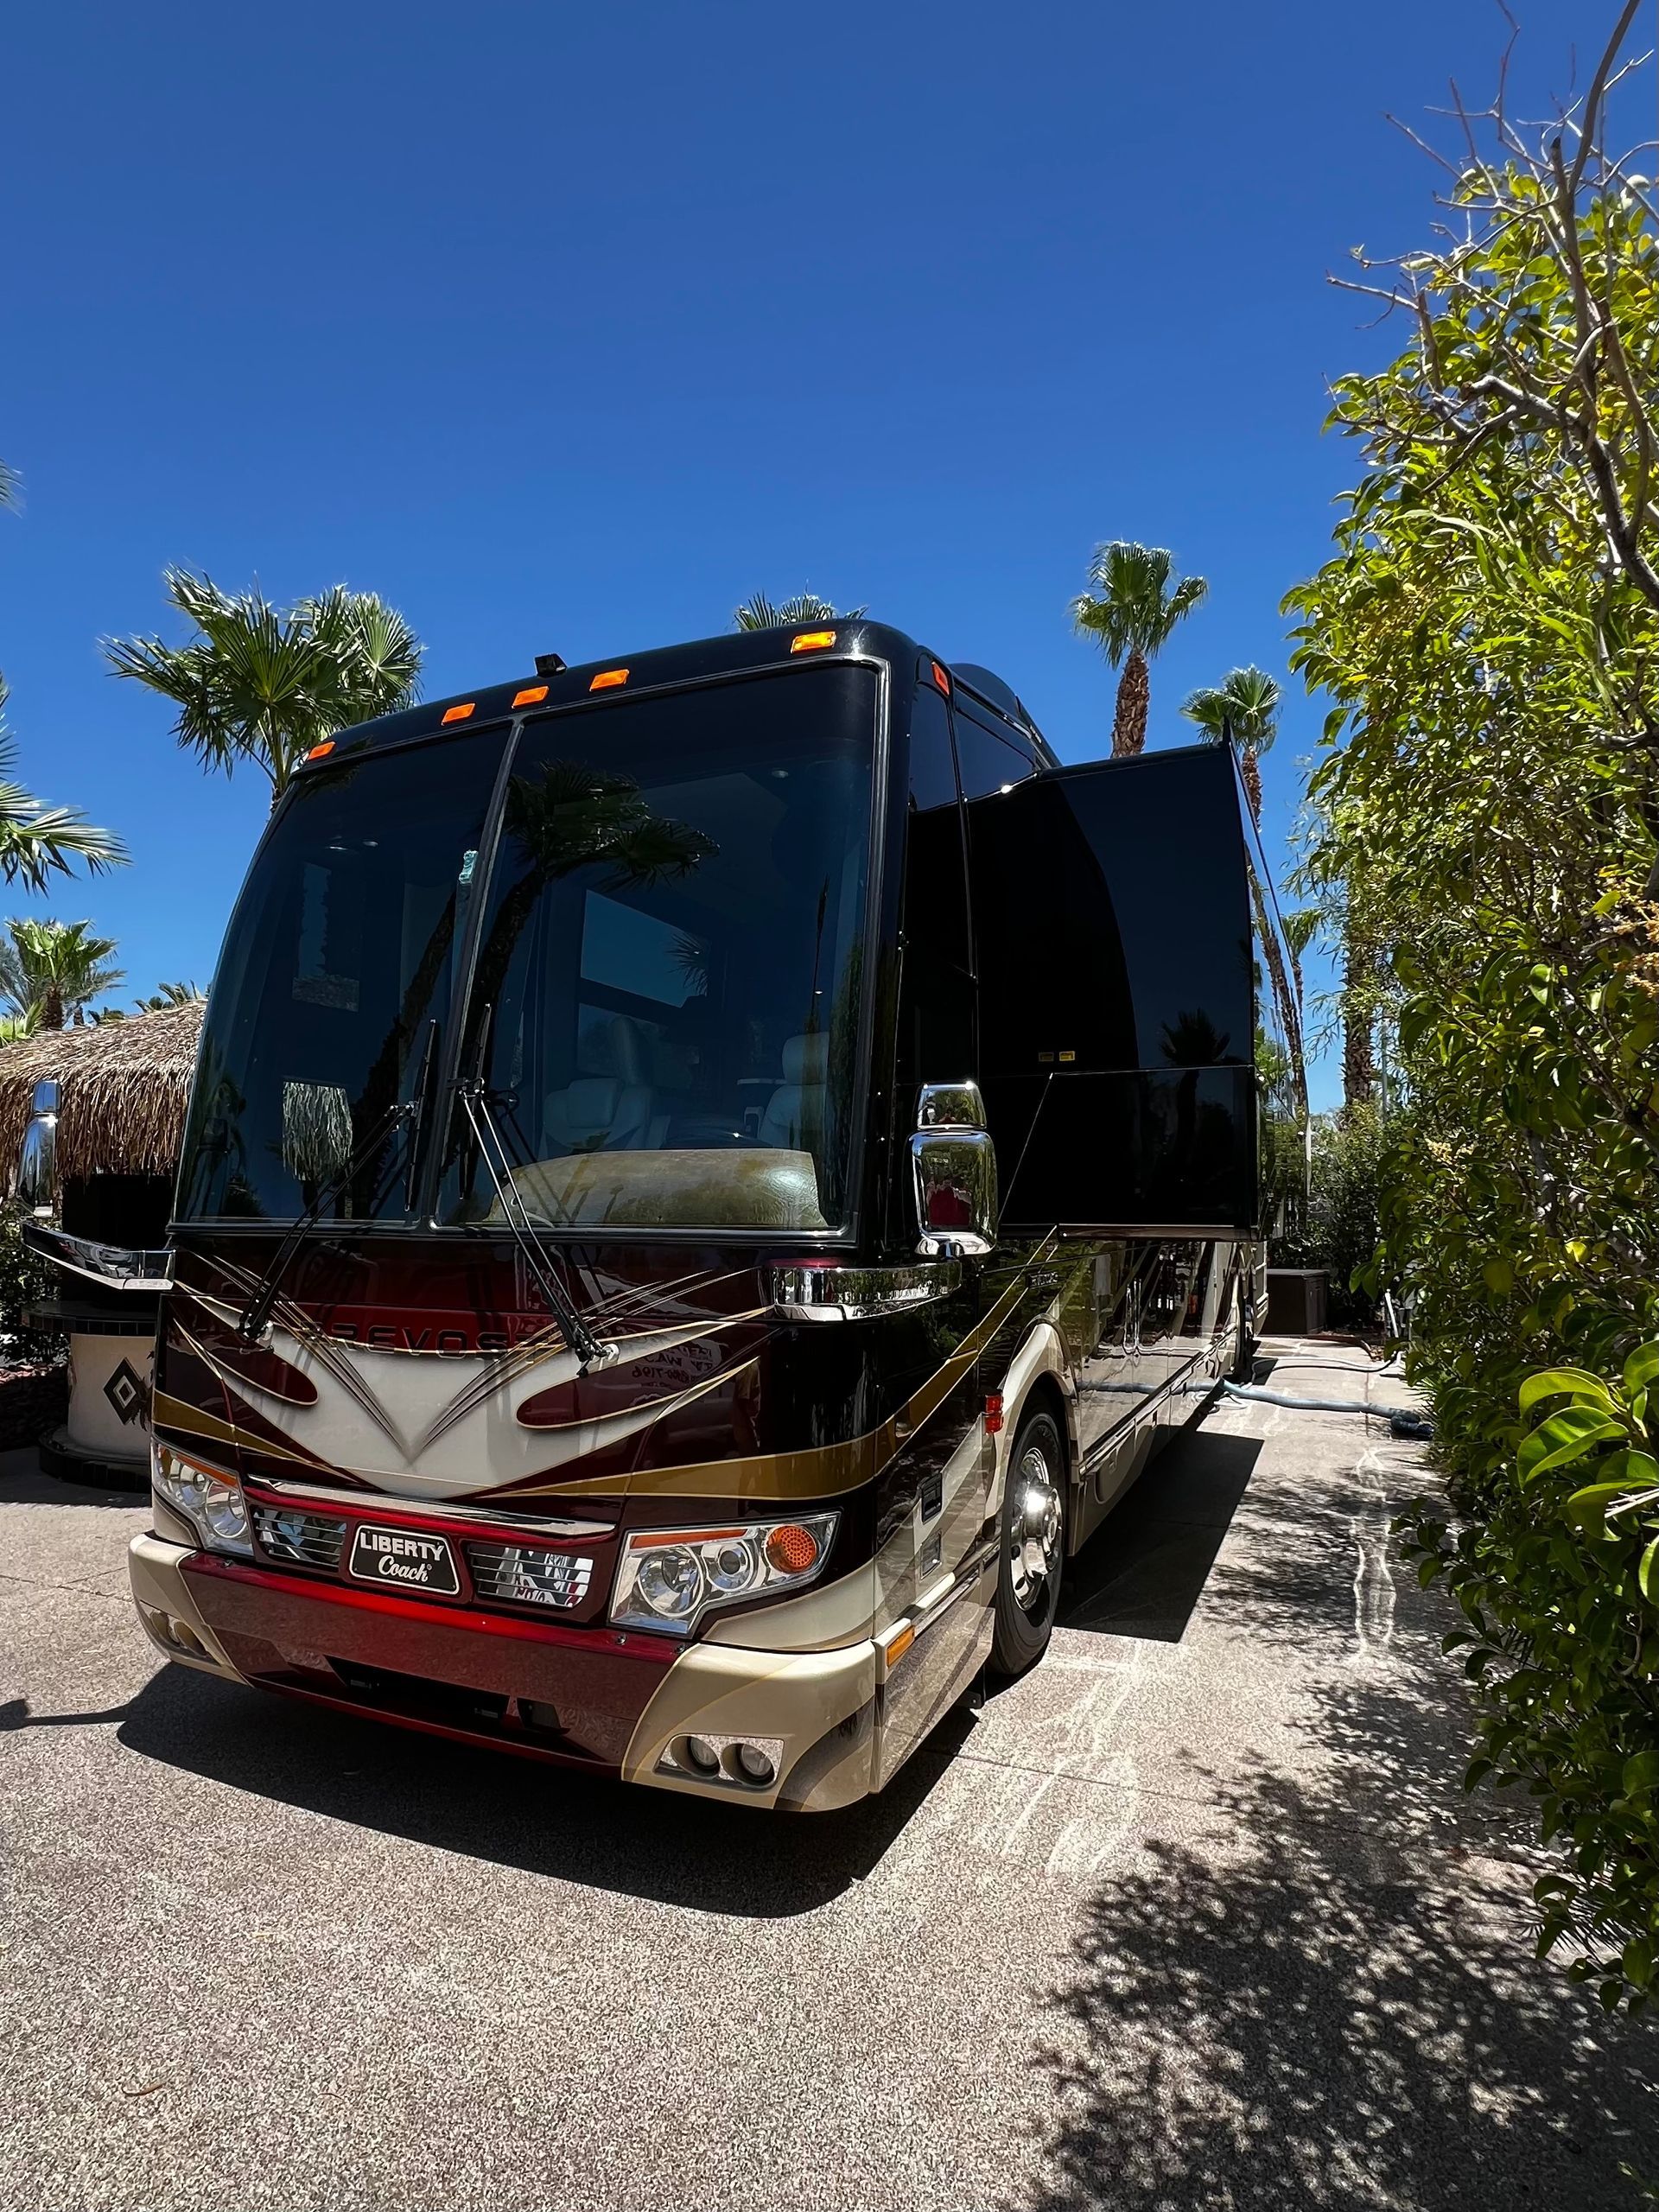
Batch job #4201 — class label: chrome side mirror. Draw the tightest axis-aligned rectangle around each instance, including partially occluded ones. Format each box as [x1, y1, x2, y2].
[16, 1077, 60, 1220]
[911, 1081, 996, 1258]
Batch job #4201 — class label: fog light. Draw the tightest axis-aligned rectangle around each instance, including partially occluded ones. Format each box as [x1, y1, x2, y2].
[732, 1743, 776, 1787]
[683, 1734, 721, 1775]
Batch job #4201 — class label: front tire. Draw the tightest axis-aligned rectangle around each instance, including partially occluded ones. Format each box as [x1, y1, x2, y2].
[989, 1407, 1066, 1677]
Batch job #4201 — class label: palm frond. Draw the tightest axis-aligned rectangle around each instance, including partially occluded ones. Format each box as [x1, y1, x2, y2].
[0, 918, 124, 1021]
[0, 461, 20, 512]
[1180, 685, 1230, 741]
[134, 980, 203, 1011]
[0, 678, 129, 888]
[733, 590, 857, 632]
[107, 568, 426, 800]
[1073, 542, 1207, 664]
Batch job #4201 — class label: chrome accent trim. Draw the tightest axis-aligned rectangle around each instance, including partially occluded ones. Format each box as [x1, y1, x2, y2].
[911, 1127, 998, 1259]
[915, 1080, 988, 1131]
[16, 1077, 59, 1218]
[769, 1259, 962, 1322]
[251, 1504, 347, 1571]
[22, 1219, 171, 1292]
[245, 1474, 613, 1540]
[466, 1541, 594, 1609]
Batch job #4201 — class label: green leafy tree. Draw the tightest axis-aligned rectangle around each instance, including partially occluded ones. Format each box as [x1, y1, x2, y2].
[1179, 665, 1280, 825]
[1284, 2, 1659, 2006]
[1071, 542, 1207, 758]
[0, 676, 128, 891]
[134, 980, 202, 1010]
[0, 918, 124, 1031]
[733, 591, 862, 632]
[105, 570, 423, 809]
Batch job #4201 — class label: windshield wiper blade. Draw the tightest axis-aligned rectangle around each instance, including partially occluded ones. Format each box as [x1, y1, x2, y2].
[236, 1090, 420, 1344]
[403, 1019, 441, 1213]
[456, 1077, 616, 1374]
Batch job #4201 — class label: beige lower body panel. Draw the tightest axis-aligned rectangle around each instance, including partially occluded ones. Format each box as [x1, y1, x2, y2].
[626, 1552, 995, 1814]
[127, 1531, 249, 1682]
[623, 1637, 880, 1810]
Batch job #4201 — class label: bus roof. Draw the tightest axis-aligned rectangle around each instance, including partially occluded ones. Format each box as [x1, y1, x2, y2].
[295, 618, 1055, 773]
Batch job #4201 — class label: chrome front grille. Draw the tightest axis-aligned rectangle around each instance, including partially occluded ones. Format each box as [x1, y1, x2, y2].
[252, 1505, 347, 1572]
[465, 1541, 594, 1611]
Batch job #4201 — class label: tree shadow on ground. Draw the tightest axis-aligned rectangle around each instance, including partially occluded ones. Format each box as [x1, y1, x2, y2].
[1012, 1653, 1659, 2210]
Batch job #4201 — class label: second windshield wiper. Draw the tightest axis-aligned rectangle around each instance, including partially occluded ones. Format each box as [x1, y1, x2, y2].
[456, 1080, 617, 1374]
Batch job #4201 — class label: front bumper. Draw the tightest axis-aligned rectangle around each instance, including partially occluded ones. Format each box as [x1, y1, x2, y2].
[128, 1534, 880, 1810]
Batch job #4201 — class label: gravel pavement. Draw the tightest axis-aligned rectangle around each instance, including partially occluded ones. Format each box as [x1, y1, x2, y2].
[3, 1340, 1656, 2211]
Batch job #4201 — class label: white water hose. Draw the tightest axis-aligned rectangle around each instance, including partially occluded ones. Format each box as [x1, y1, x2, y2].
[1223, 1381, 1433, 1438]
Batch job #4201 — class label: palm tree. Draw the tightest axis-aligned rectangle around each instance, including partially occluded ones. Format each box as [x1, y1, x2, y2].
[0, 676, 129, 891]
[134, 980, 202, 1010]
[1180, 665, 1281, 826]
[1071, 543, 1208, 758]
[0, 918, 124, 1030]
[733, 591, 863, 632]
[105, 570, 423, 810]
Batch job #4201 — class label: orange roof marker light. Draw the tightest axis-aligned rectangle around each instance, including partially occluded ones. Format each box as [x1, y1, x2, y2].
[441, 702, 476, 725]
[929, 660, 951, 696]
[790, 631, 836, 653]
[512, 684, 550, 708]
[589, 668, 629, 691]
[306, 740, 336, 761]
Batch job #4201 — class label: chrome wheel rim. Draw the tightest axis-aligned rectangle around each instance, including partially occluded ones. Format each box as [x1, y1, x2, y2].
[1008, 1440, 1063, 1613]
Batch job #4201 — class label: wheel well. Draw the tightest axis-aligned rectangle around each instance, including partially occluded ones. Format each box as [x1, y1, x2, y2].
[1013, 1371, 1072, 1481]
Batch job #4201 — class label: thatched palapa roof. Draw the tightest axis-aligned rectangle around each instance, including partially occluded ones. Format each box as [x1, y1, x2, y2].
[0, 999, 205, 1182]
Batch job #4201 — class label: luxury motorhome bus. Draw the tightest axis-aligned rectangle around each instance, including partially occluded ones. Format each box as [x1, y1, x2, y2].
[124, 619, 1300, 1810]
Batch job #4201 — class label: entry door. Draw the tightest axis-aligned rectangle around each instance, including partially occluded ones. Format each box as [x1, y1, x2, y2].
[966, 746, 1257, 1235]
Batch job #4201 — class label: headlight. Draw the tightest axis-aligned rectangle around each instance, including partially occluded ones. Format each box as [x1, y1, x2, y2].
[610, 1513, 837, 1637]
[152, 1441, 253, 1559]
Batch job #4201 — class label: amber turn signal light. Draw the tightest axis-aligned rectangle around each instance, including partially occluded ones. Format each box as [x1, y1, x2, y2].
[589, 668, 629, 690]
[790, 631, 836, 653]
[763, 1522, 822, 1576]
[441, 702, 475, 724]
[306, 740, 335, 760]
[512, 684, 549, 708]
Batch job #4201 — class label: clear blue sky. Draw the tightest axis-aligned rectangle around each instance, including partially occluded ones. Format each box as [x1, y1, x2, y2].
[0, 0, 1610, 1106]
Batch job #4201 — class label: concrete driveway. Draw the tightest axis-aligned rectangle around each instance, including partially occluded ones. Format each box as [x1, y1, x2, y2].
[3, 1342, 1655, 2210]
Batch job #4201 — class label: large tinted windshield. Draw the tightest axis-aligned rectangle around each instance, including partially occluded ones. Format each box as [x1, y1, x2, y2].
[440, 666, 875, 1232]
[178, 730, 504, 1221]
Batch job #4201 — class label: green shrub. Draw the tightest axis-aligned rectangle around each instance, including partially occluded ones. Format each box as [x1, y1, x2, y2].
[1284, 19, 1659, 2007]
[1277, 1107, 1387, 1325]
[0, 1200, 62, 1364]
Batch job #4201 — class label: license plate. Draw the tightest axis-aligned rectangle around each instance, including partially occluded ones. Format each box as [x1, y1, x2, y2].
[346, 1522, 460, 1596]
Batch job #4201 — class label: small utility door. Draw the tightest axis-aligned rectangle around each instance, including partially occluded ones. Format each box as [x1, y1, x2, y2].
[966, 745, 1258, 1235]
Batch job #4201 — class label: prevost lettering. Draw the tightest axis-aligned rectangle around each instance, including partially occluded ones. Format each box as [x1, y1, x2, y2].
[327, 1323, 511, 1354]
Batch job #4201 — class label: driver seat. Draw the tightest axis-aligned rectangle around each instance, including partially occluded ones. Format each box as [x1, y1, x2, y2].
[544, 1016, 663, 1153]
[759, 1033, 829, 1150]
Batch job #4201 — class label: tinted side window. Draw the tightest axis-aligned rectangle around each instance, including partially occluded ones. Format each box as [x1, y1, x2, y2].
[905, 684, 969, 969]
[953, 702, 1038, 801]
[895, 683, 975, 1107]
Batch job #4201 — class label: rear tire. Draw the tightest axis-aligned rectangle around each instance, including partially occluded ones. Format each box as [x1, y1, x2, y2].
[989, 1407, 1066, 1677]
